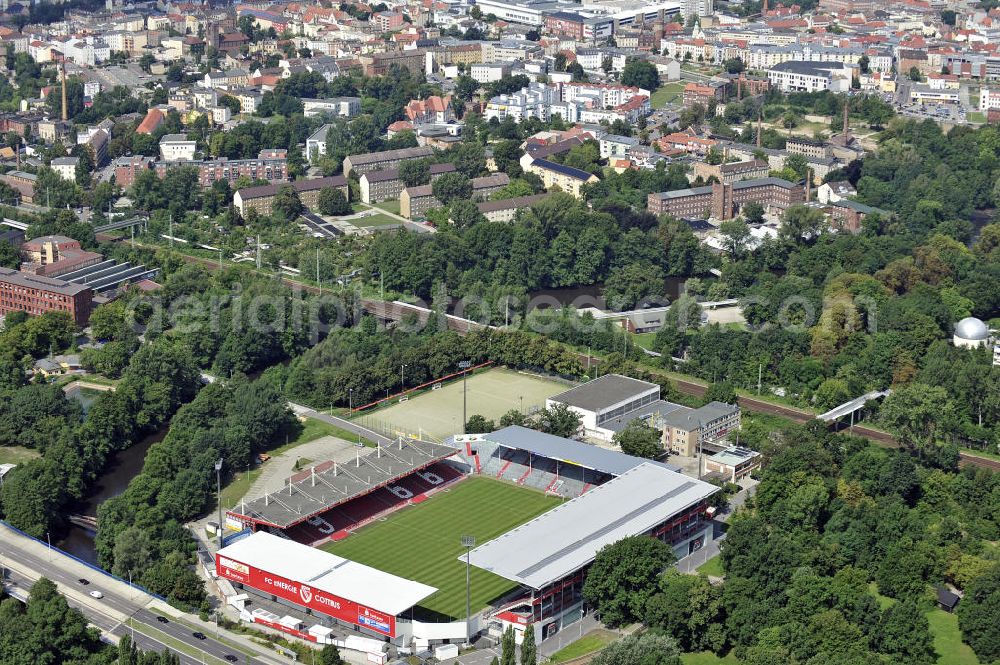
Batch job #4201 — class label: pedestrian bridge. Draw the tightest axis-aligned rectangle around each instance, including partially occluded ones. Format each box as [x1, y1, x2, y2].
[817, 390, 891, 422]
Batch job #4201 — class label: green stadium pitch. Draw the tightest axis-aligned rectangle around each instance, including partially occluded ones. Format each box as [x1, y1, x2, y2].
[320, 476, 562, 620]
[351, 367, 568, 441]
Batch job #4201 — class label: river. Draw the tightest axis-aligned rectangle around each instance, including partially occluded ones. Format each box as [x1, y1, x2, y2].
[59, 386, 166, 564]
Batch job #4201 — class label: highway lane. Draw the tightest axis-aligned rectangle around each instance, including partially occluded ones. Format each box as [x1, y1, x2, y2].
[1, 566, 201, 664]
[0, 534, 274, 665]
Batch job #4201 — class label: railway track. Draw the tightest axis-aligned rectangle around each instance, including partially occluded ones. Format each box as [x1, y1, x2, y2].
[121, 239, 1000, 472]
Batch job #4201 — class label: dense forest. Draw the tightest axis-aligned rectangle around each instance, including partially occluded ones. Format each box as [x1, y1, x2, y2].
[582, 423, 1000, 665]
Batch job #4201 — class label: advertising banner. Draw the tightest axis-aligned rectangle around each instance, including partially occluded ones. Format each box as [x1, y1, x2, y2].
[217, 555, 396, 637]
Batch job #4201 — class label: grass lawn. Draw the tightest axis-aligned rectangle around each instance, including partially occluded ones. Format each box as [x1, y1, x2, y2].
[322, 476, 561, 619]
[697, 556, 724, 578]
[548, 630, 618, 663]
[354, 213, 401, 228]
[651, 82, 686, 108]
[969, 112, 987, 124]
[352, 367, 568, 440]
[928, 609, 980, 665]
[681, 652, 740, 665]
[371, 200, 401, 215]
[631, 331, 657, 349]
[0, 445, 40, 465]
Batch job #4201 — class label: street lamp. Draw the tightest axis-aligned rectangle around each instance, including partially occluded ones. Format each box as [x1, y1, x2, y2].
[214, 458, 224, 551]
[400, 364, 407, 390]
[461, 535, 476, 647]
[349, 388, 353, 414]
[459, 361, 472, 434]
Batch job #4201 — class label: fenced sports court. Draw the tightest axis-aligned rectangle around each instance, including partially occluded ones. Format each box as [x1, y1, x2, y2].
[351, 367, 571, 441]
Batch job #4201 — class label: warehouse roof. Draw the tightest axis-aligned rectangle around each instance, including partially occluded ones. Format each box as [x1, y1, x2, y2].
[464, 463, 717, 589]
[549, 374, 659, 412]
[0, 267, 92, 296]
[218, 532, 437, 616]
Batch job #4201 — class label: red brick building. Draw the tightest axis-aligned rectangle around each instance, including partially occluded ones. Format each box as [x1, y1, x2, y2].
[155, 149, 289, 187]
[0, 267, 93, 326]
[544, 12, 586, 40]
[648, 178, 804, 220]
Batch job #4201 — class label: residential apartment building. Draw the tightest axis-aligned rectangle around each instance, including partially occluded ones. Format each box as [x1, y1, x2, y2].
[0, 267, 93, 327]
[359, 49, 427, 77]
[155, 149, 289, 187]
[234, 176, 348, 217]
[359, 163, 455, 204]
[342, 146, 435, 177]
[662, 401, 741, 457]
[476, 194, 549, 223]
[302, 97, 361, 118]
[524, 159, 600, 198]
[400, 174, 510, 219]
[648, 178, 803, 220]
[766, 61, 853, 94]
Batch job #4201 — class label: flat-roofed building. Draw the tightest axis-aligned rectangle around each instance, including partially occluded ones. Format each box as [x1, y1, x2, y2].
[0, 266, 93, 326]
[691, 158, 770, 184]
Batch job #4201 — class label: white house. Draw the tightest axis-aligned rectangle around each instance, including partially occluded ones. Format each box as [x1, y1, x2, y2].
[50, 156, 79, 182]
[766, 61, 853, 93]
[159, 134, 196, 161]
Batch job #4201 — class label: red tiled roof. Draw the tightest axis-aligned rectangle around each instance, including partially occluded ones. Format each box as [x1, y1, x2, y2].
[136, 108, 165, 135]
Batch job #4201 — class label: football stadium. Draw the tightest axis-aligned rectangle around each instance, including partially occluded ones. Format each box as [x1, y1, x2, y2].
[218, 424, 719, 655]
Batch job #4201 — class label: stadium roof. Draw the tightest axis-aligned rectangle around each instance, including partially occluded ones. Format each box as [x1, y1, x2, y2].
[228, 439, 458, 529]
[463, 463, 718, 589]
[484, 425, 673, 476]
[218, 532, 437, 616]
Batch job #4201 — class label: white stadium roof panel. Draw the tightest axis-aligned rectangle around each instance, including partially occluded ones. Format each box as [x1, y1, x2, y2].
[462, 463, 717, 589]
[218, 532, 437, 616]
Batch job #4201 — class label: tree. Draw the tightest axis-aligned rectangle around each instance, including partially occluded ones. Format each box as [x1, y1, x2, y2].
[319, 644, 344, 665]
[591, 632, 682, 665]
[455, 75, 479, 103]
[0, 237, 20, 268]
[399, 159, 431, 187]
[520, 625, 537, 665]
[613, 421, 662, 458]
[466, 414, 495, 433]
[909, 66, 923, 82]
[723, 57, 745, 74]
[621, 58, 660, 91]
[940, 8, 957, 25]
[702, 381, 737, 405]
[742, 200, 766, 225]
[317, 187, 351, 216]
[535, 403, 582, 438]
[958, 564, 1000, 663]
[272, 184, 302, 221]
[500, 625, 516, 665]
[604, 263, 666, 311]
[432, 172, 472, 204]
[582, 536, 675, 626]
[859, 54, 870, 74]
[450, 199, 486, 228]
[879, 383, 957, 458]
[719, 218, 752, 257]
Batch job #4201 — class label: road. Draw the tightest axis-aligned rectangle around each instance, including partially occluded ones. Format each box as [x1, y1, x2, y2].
[0, 523, 285, 665]
[288, 401, 392, 446]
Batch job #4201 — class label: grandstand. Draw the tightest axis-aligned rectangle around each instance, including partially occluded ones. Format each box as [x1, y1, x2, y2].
[226, 439, 463, 537]
[455, 425, 679, 499]
[465, 461, 718, 642]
